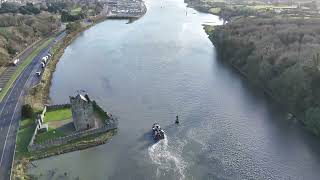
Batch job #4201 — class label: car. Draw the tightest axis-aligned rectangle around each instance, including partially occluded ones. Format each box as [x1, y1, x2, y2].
[36, 72, 41, 76]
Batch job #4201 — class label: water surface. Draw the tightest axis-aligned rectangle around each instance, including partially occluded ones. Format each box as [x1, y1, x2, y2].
[29, 0, 320, 179]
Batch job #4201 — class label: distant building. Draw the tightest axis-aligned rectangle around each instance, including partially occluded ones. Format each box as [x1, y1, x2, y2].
[70, 94, 95, 131]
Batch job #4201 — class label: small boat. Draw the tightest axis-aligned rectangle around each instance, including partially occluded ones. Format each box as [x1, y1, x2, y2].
[152, 123, 165, 141]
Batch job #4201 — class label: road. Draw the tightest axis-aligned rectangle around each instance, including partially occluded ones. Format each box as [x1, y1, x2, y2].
[0, 32, 65, 180]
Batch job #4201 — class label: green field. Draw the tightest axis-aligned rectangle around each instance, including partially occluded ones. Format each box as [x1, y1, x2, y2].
[44, 108, 72, 122]
[35, 128, 65, 144]
[70, 7, 82, 15]
[209, 7, 221, 14]
[16, 118, 35, 157]
[0, 37, 54, 102]
[248, 4, 297, 10]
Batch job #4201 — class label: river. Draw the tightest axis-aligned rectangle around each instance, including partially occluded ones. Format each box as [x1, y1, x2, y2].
[28, 0, 320, 179]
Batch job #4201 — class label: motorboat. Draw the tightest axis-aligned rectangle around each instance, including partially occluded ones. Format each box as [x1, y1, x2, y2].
[152, 123, 165, 141]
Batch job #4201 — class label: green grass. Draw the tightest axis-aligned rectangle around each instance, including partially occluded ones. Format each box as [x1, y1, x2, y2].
[16, 118, 35, 157]
[70, 7, 82, 15]
[35, 128, 65, 144]
[248, 4, 297, 10]
[19, 118, 34, 130]
[209, 7, 221, 14]
[44, 108, 72, 122]
[0, 37, 54, 102]
[203, 25, 215, 34]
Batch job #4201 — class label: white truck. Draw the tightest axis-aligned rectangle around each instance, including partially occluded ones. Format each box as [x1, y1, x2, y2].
[41, 56, 48, 64]
[12, 59, 19, 66]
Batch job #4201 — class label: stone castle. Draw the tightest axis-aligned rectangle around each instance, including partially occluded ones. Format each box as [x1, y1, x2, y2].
[70, 94, 95, 131]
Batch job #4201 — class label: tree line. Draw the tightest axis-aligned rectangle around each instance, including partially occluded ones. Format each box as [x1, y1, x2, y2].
[209, 17, 320, 136]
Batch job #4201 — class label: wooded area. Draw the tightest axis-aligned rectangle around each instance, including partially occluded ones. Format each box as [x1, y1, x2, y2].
[209, 17, 320, 135]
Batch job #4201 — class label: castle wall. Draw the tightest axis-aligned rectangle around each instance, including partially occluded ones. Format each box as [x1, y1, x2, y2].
[28, 124, 117, 152]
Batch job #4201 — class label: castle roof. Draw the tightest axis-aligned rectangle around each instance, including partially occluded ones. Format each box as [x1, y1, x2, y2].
[77, 94, 88, 102]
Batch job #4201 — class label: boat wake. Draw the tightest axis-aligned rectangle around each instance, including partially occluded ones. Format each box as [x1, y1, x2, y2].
[148, 135, 186, 180]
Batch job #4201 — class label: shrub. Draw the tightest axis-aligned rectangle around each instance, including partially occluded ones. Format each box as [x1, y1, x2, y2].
[21, 104, 33, 119]
[305, 107, 320, 135]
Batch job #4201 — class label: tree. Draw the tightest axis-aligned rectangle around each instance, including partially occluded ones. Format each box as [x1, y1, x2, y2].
[305, 107, 320, 135]
[21, 104, 33, 119]
[0, 2, 19, 13]
[66, 21, 81, 33]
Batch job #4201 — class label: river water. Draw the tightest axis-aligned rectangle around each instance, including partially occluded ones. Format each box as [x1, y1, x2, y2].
[29, 0, 320, 179]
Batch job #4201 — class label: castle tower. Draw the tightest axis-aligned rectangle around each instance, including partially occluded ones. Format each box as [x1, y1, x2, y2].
[70, 94, 95, 131]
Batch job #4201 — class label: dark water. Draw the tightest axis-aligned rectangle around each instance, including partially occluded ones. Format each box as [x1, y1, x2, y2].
[29, 0, 320, 179]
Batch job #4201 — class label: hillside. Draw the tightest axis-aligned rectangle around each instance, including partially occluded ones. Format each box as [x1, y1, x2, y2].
[0, 12, 60, 66]
[207, 17, 320, 135]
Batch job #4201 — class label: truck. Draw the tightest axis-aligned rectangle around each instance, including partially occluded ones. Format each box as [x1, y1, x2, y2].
[41, 56, 48, 64]
[12, 59, 19, 66]
[41, 62, 45, 68]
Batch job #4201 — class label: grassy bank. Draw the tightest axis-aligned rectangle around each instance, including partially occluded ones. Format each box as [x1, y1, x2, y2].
[0, 37, 54, 102]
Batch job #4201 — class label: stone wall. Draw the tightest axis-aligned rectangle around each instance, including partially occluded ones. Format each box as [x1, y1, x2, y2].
[28, 125, 38, 149]
[28, 123, 117, 152]
[46, 104, 71, 111]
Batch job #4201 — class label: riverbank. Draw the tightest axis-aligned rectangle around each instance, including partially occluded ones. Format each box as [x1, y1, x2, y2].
[204, 16, 320, 136]
[12, 129, 117, 179]
[24, 16, 108, 110]
[12, 16, 111, 180]
[185, 0, 320, 136]
[13, 9, 147, 178]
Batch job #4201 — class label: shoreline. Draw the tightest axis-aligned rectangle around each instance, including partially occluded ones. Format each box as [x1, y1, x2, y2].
[13, 6, 147, 178]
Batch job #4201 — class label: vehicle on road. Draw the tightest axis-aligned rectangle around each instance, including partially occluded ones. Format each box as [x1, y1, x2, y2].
[12, 59, 20, 66]
[36, 72, 41, 76]
[41, 62, 45, 68]
[41, 56, 48, 64]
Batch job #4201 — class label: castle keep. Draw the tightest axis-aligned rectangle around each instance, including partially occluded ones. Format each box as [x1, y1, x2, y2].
[70, 94, 95, 131]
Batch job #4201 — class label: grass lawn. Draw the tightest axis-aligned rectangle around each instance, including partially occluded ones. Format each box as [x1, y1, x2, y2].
[44, 108, 72, 122]
[203, 25, 215, 34]
[35, 128, 65, 144]
[248, 4, 297, 10]
[19, 118, 34, 129]
[16, 118, 35, 158]
[209, 7, 221, 14]
[70, 7, 82, 15]
[0, 37, 54, 102]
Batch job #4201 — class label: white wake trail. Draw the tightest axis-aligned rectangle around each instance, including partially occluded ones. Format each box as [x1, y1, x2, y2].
[148, 135, 186, 180]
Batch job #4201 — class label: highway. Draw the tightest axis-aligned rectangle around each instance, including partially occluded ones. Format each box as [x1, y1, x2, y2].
[0, 32, 65, 180]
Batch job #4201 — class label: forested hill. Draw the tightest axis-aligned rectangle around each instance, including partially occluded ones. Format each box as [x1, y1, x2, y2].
[0, 12, 60, 66]
[207, 18, 320, 135]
